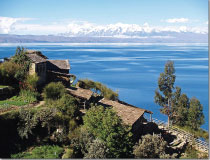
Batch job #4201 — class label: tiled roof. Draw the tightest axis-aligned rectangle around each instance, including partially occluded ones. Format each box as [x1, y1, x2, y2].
[47, 60, 70, 70]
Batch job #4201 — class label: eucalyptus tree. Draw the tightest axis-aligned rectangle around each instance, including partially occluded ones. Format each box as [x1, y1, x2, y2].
[154, 61, 176, 127]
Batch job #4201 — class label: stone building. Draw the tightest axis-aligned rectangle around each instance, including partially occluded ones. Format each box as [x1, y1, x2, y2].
[26, 52, 47, 84]
[25, 50, 71, 85]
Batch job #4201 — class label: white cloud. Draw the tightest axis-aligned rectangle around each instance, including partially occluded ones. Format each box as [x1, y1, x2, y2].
[166, 18, 189, 23]
[205, 21, 208, 25]
[0, 17, 32, 34]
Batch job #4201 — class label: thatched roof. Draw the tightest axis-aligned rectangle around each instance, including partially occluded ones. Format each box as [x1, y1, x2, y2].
[26, 54, 46, 63]
[26, 50, 48, 59]
[47, 60, 70, 70]
[98, 98, 152, 125]
[67, 87, 93, 100]
[47, 70, 75, 77]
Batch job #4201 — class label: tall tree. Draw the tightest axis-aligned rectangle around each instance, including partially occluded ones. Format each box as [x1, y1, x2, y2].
[154, 61, 176, 127]
[187, 97, 204, 130]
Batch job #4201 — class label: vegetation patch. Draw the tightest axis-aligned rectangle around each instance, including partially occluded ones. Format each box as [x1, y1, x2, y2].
[77, 79, 119, 100]
[11, 145, 64, 159]
[0, 90, 39, 112]
[0, 85, 8, 89]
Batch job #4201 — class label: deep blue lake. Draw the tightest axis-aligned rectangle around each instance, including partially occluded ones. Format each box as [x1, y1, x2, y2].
[0, 43, 208, 130]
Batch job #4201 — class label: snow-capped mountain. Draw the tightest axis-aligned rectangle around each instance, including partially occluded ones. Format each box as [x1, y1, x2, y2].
[60, 22, 207, 38]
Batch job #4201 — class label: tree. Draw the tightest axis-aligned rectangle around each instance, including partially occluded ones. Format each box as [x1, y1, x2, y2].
[11, 46, 31, 82]
[0, 61, 21, 85]
[133, 134, 176, 158]
[83, 105, 133, 158]
[171, 91, 189, 126]
[154, 61, 176, 127]
[187, 97, 204, 130]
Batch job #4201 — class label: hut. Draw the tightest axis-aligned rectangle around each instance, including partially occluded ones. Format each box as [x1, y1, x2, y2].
[98, 98, 153, 126]
[66, 87, 94, 109]
[26, 52, 47, 84]
[47, 60, 70, 74]
[25, 50, 71, 86]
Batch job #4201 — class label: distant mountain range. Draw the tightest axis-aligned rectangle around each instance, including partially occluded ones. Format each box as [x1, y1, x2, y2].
[0, 32, 207, 43]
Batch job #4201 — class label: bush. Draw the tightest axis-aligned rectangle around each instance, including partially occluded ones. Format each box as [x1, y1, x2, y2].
[18, 89, 39, 103]
[43, 82, 66, 100]
[84, 138, 108, 159]
[0, 61, 21, 85]
[25, 73, 39, 91]
[133, 134, 176, 158]
[10, 46, 31, 82]
[62, 148, 74, 159]
[11, 145, 64, 159]
[77, 79, 118, 100]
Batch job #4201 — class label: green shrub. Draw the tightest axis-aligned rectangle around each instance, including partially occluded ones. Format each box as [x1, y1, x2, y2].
[77, 79, 118, 100]
[133, 134, 176, 158]
[0, 61, 21, 85]
[43, 82, 66, 100]
[62, 148, 74, 159]
[11, 145, 64, 159]
[11, 46, 31, 82]
[18, 89, 39, 103]
[25, 73, 39, 91]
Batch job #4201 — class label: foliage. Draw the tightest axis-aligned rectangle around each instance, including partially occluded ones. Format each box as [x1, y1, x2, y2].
[43, 82, 66, 100]
[54, 94, 80, 122]
[180, 144, 198, 159]
[71, 127, 95, 158]
[17, 107, 57, 139]
[0, 90, 39, 111]
[62, 148, 74, 159]
[0, 85, 9, 88]
[25, 73, 39, 91]
[77, 79, 119, 100]
[187, 97, 204, 130]
[155, 61, 205, 132]
[83, 105, 133, 158]
[84, 138, 109, 158]
[10, 46, 31, 82]
[154, 60, 176, 126]
[171, 87, 189, 126]
[0, 61, 21, 85]
[133, 134, 175, 158]
[46, 94, 80, 142]
[36, 107, 57, 134]
[11, 145, 64, 159]
[17, 109, 39, 139]
[18, 89, 39, 103]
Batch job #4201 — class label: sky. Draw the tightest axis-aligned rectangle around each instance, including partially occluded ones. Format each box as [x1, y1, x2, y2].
[0, 0, 208, 36]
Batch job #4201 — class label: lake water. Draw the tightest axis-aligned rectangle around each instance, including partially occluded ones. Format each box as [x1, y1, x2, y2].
[0, 43, 208, 130]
